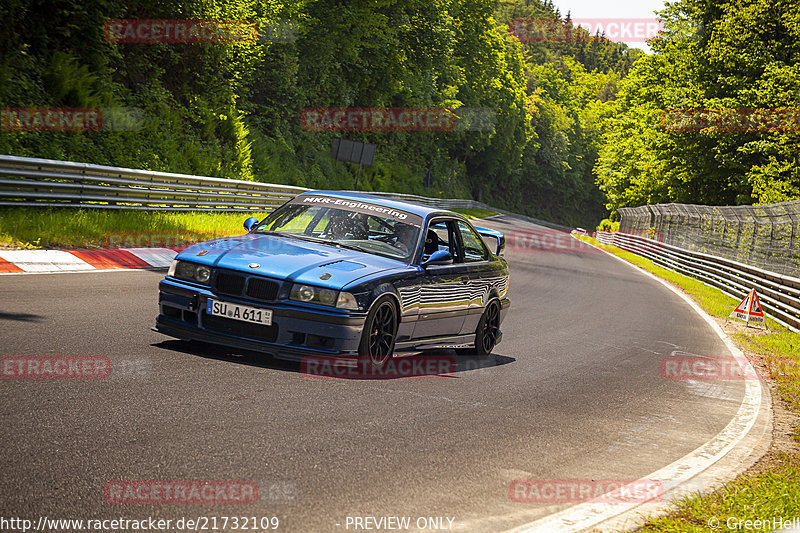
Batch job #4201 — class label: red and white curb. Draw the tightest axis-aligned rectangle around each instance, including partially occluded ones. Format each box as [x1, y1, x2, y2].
[0, 247, 183, 274]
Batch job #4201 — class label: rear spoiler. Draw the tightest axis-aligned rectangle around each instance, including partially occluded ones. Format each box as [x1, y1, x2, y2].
[474, 226, 505, 256]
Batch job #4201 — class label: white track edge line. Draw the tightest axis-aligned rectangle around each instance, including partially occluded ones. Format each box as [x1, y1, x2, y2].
[502, 237, 767, 533]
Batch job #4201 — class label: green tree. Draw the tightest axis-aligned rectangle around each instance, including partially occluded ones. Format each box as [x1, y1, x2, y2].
[596, 0, 800, 214]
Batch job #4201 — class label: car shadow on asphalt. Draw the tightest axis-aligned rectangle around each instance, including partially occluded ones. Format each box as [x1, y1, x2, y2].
[151, 340, 515, 380]
[0, 311, 45, 322]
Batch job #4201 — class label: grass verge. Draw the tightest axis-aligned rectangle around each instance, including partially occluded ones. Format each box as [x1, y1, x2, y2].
[0, 206, 499, 250]
[452, 207, 501, 219]
[0, 207, 273, 249]
[576, 235, 800, 531]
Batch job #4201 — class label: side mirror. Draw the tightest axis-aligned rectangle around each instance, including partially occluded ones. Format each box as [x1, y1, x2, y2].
[474, 226, 505, 256]
[243, 217, 259, 232]
[421, 250, 452, 268]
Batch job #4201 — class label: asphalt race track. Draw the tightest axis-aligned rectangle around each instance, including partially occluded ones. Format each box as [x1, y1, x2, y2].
[0, 216, 764, 532]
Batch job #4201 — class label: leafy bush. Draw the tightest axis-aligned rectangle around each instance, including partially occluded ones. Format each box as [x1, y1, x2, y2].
[596, 218, 619, 232]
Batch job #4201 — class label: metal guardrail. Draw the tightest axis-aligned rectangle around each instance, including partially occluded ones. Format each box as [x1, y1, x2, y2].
[0, 154, 569, 230]
[597, 231, 800, 332]
[0, 155, 306, 212]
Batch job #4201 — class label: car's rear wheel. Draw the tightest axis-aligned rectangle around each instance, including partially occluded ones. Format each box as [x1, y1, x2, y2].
[468, 299, 501, 356]
[358, 297, 398, 368]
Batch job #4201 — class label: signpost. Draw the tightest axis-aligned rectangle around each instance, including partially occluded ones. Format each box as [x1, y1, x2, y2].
[330, 138, 376, 189]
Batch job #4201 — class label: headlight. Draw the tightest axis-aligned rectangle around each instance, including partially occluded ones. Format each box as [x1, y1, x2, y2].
[170, 260, 212, 285]
[195, 265, 211, 283]
[290, 284, 339, 306]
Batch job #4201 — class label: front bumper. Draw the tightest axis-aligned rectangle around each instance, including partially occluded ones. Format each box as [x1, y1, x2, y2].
[154, 279, 367, 362]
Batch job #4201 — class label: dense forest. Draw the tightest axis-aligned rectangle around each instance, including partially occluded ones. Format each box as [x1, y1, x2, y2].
[596, 0, 800, 217]
[0, 0, 639, 227]
[1, 0, 796, 228]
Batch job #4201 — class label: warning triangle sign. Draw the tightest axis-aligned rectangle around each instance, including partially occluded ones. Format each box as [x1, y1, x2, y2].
[729, 289, 766, 325]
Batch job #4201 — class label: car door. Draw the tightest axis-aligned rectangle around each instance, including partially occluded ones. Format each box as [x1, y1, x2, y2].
[411, 218, 469, 339]
[453, 220, 502, 335]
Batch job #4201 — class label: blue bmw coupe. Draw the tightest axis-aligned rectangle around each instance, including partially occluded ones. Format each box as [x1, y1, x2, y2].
[155, 191, 510, 368]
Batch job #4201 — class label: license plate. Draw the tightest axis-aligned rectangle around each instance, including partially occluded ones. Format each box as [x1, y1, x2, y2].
[206, 299, 273, 326]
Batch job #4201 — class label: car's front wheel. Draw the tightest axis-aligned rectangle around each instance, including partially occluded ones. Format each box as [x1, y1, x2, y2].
[358, 296, 398, 368]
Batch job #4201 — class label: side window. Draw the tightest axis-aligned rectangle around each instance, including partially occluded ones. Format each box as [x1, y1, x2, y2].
[422, 220, 456, 259]
[431, 222, 449, 248]
[457, 221, 489, 262]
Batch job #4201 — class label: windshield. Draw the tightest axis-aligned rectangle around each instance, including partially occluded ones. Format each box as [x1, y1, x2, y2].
[255, 196, 423, 262]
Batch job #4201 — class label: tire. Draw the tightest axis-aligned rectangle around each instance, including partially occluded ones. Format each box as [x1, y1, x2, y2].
[358, 296, 398, 368]
[468, 299, 501, 356]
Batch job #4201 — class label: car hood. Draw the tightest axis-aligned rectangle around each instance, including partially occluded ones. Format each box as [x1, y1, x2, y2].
[179, 234, 403, 289]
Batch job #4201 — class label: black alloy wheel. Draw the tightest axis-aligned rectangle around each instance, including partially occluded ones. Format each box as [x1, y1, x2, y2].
[473, 300, 500, 355]
[359, 297, 398, 368]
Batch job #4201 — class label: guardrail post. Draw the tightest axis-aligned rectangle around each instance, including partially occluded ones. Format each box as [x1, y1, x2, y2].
[733, 208, 743, 260]
[781, 203, 797, 277]
[746, 206, 758, 266]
